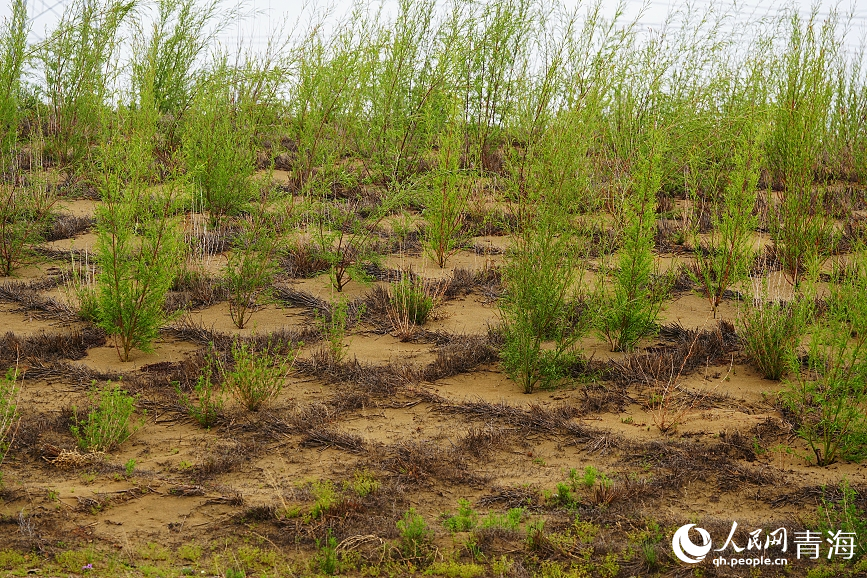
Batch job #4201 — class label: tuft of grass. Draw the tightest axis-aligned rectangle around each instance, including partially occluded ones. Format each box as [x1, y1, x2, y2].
[176, 344, 224, 428]
[442, 498, 477, 533]
[222, 339, 297, 412]
[397, 508, 433, 561]
[387, 271, 444, 338]
[71, 381, 143, 452]
[738, 275, 812, 381]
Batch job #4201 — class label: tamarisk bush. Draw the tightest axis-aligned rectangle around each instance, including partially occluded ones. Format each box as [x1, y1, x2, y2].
[767, 11, 838, 286]
[95, 67, 184, 362]
[422, 104, 471, 268]
[596, 131, 671, 352]
[0, 0, 27, 169]
[782, 248, 867, 466]
[225, 187, 283, 329]
[39, 0, 133, 170]
[689, 104, 765, 317]
[182, 69, 255, 223]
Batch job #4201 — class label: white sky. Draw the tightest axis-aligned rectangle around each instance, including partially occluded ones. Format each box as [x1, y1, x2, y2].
[14, 0, 867, 57]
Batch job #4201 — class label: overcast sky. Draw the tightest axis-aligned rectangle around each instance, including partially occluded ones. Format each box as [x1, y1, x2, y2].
[16, 0, 867, 57]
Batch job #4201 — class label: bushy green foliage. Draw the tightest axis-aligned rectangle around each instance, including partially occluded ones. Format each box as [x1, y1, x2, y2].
[689, 83, 765, 316]
[183, 71, 255, 222]
[782, 249, 867, 465]
[767, 11, 839, 286]
[422, 104, 470, 268]
[388, 273, 440, 336]
[71, 381, 142, 452]
[318, 296, 351, 364]
[39, 0, 133, 170]
[312, 198, 391, 293]
[0, 174, 57, 276]
[425, 561, 485, 578]
[0, 0, 27, 168]
[225, 191, 283, 329]
[94, 69, 184, 362]
[223, 339, 297, 412]
[131, 0, 224, 119]
[345, 469, 379, 498]
[479, 508, 523, 531]
[442, 499, 478, 532]
[817, 479, 867, 562]
[397, 508, 433, 560]
[314, 531, 338, 575]
[499, 221, 585, 393]
[95, 184, 184, 361]
[738, 279, 813, 381]
[596, 131, 672, 352]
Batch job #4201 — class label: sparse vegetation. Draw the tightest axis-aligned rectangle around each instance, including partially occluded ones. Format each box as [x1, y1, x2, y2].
[2, 0, 867, 573]
[223, 338, 297, 412]
[70, 381, 143, 452]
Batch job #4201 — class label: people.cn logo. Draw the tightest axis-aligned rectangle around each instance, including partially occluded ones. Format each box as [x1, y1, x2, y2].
[672, 524, 713, 563]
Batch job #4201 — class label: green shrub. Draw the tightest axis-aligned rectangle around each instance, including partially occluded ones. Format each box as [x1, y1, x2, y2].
[94, 88, 184, 362]
[0, 174, 58, 276]
[442, 499, 477, 532]
[39, 0, 133, 171]
[500, 211, 588, 393]
[176, 344, 224, 428]
[95, 184, 185, 361]
[130, 0, 224, 120]
[224, 192, 282, 329]
[767, 12, 838, 287]
[479, 508, 523, 531]
[71, 382, 143, 452]
[817, 479, 866, 562]
[182, 71, 255, 222]
[346, 469, 379, 498]
[317, 296, 356, 364]
[223, 339, 296, 412]
[314, 531, 338, 575]
[307, 480, 339, 521]
[388, 272, 442, 338]
[422, 103, 471, 268]
[397, 508, 433, 560]
[688, 110, 763, 316]
[312, 198, 392, 293]
[737, 278, 812, 380]
[0, 0, 27, 168]
[782, 249, 867, 465]
[595, 131, 671, 351]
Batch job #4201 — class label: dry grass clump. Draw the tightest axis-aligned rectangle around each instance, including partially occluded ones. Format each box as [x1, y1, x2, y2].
[445, 267, 502, 298]
[609, 320, 738, 387]
[169, 268, 226, 308]
[454, 424, 514, 459]
[433, 399, 584, 435]
[378, 440, 479, 486]
[301, 426, 369, 454]
[0, 278, 78, 320]
[623, 436, 776, 494]
[45, 214, 94, 241]
[0, 328, 105, 364]
[166, 317, 318, 352]
[192, 440, 255, 481]
[282, 241, 331, 278]
[422, 334, 499, 381]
